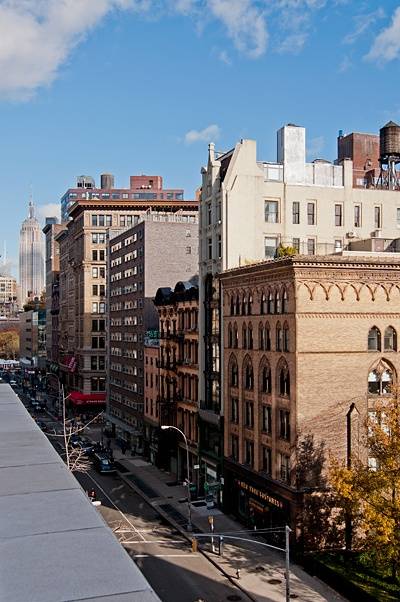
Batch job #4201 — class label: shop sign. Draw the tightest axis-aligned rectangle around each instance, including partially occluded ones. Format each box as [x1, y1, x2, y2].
[206, 467, 217, 479]
[235, 479, 284, 509]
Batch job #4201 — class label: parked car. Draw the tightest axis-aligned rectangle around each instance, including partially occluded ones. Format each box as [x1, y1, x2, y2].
[76, 437, 95, 454]
[92, 453, 116, 474]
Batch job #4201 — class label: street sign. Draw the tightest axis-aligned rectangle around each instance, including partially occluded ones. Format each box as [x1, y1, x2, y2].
[194, 464, 200, 469]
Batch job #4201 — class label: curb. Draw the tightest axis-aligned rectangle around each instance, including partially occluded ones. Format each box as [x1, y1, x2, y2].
[117, 470, 257, 602]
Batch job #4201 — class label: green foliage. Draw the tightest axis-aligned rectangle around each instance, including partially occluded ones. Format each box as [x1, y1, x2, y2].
[276, 244, 298, 258]
[330, 395, 400, 581]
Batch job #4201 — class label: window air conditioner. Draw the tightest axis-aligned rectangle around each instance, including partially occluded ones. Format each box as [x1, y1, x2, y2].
[346, 231, 356, 238]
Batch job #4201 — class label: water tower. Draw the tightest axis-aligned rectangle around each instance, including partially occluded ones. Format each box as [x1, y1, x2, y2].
[378, 121, 400, 189]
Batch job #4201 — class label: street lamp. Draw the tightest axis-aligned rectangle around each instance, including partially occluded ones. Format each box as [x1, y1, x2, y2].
[161, 425, 192, 531]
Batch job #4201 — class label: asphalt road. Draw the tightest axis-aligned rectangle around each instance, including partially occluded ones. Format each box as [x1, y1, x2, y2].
[15, 386, 251, 602]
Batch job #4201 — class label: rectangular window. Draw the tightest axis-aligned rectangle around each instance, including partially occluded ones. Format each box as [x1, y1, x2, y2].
[279, 409, 290, 441]
[397, 208, 400, 226]
[98, 215, 105, 227]
[99, 249, 105, 261]
[280, 454, 290, 483]
[374, 206, 381, 229]
[106, 215, 112, 227]
[207, 204, 212, 226]
[292, 238, 300, 252]
[91, 215, 98, 227]
[92, 250, 98, 261]
[262, 447, 272, 474]
[307, 202, 315, 225]
[217, 235, 222, 260]
[292, 202, 300, 225]
[307, 238, 315, 255]
[91, 356, 98, 370]
[334, 239, 342, 252]
[245, 440, 254, 467]
[265, 200, 279, 223]
[245, 402, 254, 428]
[262, 405, 272, 434]
[92, 285, 98, 296]
[92, 267, 98, 278]
[207, 238, 212, 260]
[265, 236, 278, 259]
[186, 246, 191, 254]
[231, 435, 239, 461]
[231, 398, 239, 424]
[354, 205, 361, 228]
[335, 204, 343, 226]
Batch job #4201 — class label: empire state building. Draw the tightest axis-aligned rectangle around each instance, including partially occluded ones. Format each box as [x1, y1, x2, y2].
[19, 201, 44, 304]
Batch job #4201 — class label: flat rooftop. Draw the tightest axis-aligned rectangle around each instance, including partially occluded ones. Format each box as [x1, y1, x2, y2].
[0, 384, 159, 602]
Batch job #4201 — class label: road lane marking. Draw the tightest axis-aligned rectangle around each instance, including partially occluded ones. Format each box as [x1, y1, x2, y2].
[84, 471, 146, 542]
[122, 539, 184, 544]
[131, 554, 197, 558]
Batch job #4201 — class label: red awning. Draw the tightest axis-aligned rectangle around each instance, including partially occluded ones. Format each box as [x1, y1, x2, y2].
[67, 391, 106, 406]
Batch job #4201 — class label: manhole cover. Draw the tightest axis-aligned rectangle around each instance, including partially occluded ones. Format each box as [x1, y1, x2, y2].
[268, 578, 282, 585]
[226, 596, 242, 601]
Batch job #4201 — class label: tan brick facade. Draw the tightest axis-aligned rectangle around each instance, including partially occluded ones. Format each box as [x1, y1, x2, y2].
[220, 254, 400, 528]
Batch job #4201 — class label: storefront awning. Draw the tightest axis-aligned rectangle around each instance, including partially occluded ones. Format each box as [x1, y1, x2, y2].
[67, 391, 106, 406]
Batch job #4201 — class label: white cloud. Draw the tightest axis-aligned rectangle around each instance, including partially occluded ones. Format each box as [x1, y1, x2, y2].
[184, 124, 221, 144]
[338, 55, 352, 73]
[218, 49, 231, 65]
[306, 135, 325, 159]
[0, 0, 149, 100]
[207, 0, 267, 58]
[36, 202, 61, 223]
[276, 32, 307, 54]
[343, 7, 385, 45]
[366, 7, 400, 63]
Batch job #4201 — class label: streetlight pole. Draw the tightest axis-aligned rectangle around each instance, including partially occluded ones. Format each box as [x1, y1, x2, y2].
[161, 424, 192, 531]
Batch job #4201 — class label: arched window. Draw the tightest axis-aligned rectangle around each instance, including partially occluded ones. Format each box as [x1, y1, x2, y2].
[265, 323, 271, 351]
[235, 295, 240, 315]
[243, 357, 254, 390]
[260, 292, 267, 314]
[230, 296, 235, 316]
[242, 295, 247, 316]
[230, 356, 239, 387]
[275, 290, 281, 314]
[233, 324, 238, 349]
[368, 326, 381, 351]
[248, 294, 253, 315]
[384, 326, 397, 351]
[228, 323, 233, 348]
[248, 324, 253, 350]
[259, 360, 271, 394]
[368, 359, 395, 395]
[267, 290, 274, 314]
[282, 289, 288, 314]
[259, 322, 265, 350]
[242, 323, 247, 349]
[278, 360, 290, 397]
[283, 323, 289, 352]
[276, 322, 283, 352]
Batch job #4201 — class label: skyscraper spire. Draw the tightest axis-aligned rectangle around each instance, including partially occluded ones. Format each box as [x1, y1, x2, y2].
[28, 199, 35, 219]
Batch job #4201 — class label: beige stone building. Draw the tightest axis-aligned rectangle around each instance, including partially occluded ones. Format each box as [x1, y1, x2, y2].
[0, 275, 18, 318]
[220, 254, 400, 529]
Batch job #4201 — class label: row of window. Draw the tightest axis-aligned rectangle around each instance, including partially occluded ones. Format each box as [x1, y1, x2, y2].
[229, 289, 289, 316]
[228, 322, 289, 352]
[368, 326, 397, 351]
[231, 399, 290, 438]
[265, 200, 384, 229]
[230, 436, 290, 482]
[230, 356, 290, 397]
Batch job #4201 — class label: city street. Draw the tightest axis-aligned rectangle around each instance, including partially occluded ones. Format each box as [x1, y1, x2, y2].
[16, 388, 251, 602]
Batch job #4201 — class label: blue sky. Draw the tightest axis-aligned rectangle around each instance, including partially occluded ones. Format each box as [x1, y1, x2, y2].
[1, 0, 400, 276]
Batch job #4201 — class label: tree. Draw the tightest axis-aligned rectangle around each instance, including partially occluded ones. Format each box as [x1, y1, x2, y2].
[330, 394, 400, 581]
[0, 330, 19, 358]
[276, 244, 297, 258]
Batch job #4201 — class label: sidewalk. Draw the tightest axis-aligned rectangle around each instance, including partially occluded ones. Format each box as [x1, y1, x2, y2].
[109, 443, 346, 602]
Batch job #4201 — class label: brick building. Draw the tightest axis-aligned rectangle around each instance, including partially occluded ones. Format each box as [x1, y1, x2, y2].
[220, 253, 400, 530]
[54, 177, 197, 414]
[153, 281, 199, 485]
[107, 215, 198, 450]
[144, 342, 160, 464]
[337, 130, 380, 188]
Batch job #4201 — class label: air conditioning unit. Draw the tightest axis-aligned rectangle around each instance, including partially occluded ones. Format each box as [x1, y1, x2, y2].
[371, 229, 382, 238]
[346, 231, 356, 238]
